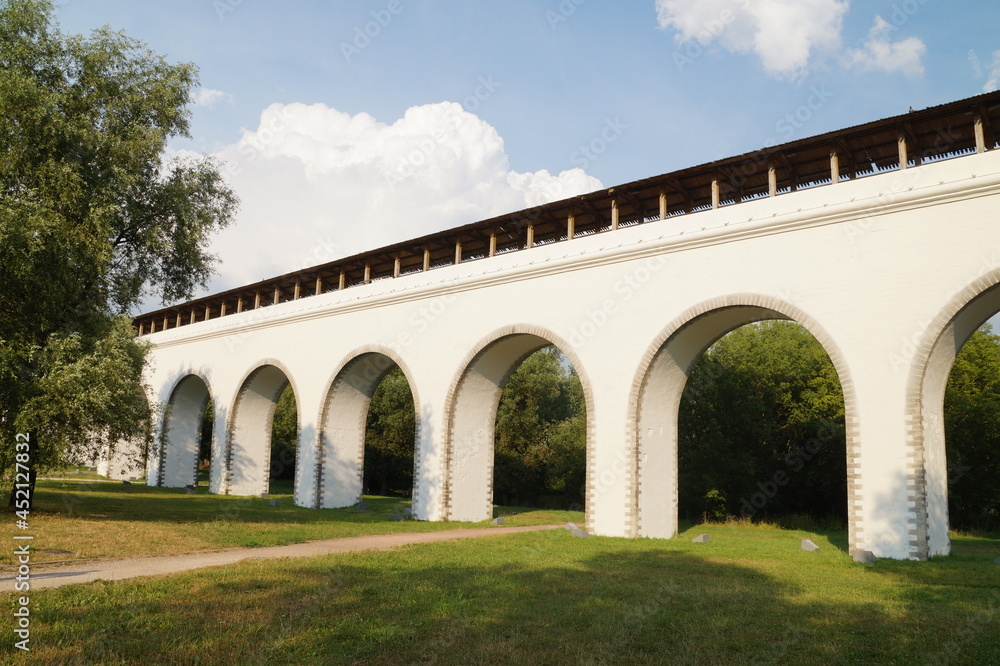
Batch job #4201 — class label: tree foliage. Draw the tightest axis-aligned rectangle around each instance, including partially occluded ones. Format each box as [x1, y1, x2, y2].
[0, 0, 236, 497]
[493, 347, 586, 509]
[678, 321, 847, 523]
[270, 385, 297, 482]
[945, 325, 1000, 531]
[364, 367, 415, 496]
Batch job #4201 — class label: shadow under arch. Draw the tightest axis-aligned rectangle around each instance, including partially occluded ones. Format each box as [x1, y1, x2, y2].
[441, 324, 596, 526]
[627, 294, 860, 549]
[225, 359, 300, 497]
[316, 345, 421, 511]
[158, 371, 213, 489]
[906, 269, 1000, 558]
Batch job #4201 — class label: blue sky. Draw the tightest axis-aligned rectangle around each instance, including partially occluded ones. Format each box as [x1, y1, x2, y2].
[55, 0, 1000, 306]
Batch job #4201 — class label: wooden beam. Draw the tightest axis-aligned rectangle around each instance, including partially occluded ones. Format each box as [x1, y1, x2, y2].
[567, 214, 576, 239]
[711, 179, 720, 209]
[293, 280, 301, 300]
[272, 286, 280, 305]
[454, 240, 462, 265]
[237, 296, 244, 313]
[830, 149, 840, 184]
[976, 112, 987, 153]
[526, 225, 534, 248]
[423, 247, 431, 272]
[314, 276, 322, 296]
[611, 199, 620, 229]
[898, 132, 909, 170]
[254, 292, 261, 309]
[363, 262, 371, 284]
[393, 255, 401, 278]
[489, 232, 497, 257]
[138, 322, 145, 336]
[338, 269, 346, 290]
[190, 309, 196, 325]
[768, 163, 777, 197]
[220, 301, 227, 317]
[175, 312, 182, 328]
[205, 304, 211, 320]
[163, 315, 169, 331]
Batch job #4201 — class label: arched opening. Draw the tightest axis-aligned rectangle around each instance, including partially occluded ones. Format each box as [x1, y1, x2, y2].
[913, 280, 1000, 557]
[197, 399, 214, 487]
[363, 367, 416, 498]
[318, 351, 418, 509]
[632, 300, 857, 548]
[444, 330, 592, 523]
[269, 385, 298, 495]
[493, 346, 587, 511]
[226, 364, 297, 497]
[678, 321, 846, 528]
[160, 374, 211, 488]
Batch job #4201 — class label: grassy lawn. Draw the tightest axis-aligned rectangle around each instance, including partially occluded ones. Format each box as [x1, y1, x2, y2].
[1, 479, 576, 565]
[3, 482, 999, 664]
[3, 525, 998, 664]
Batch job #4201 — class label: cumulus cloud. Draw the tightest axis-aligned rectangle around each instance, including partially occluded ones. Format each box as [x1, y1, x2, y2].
[845, 16, 926, 78]
[985, 50, 1000, 92]
[655, 0, 849, 79]
[201, 102, 603, 291]
[193, 87, 233, 107]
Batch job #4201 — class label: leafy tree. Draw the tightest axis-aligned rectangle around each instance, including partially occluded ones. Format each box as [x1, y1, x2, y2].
[945, 324, 1000, 530]
[364, 367, 415, 496]
[269, 386, 297, 482]
[0, 0, 236, 506]
[678, 321, 846, 523]
[494, 347, 586, 508]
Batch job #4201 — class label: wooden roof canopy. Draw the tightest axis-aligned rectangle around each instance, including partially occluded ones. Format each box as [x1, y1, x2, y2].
[135, 90, 1000, 335]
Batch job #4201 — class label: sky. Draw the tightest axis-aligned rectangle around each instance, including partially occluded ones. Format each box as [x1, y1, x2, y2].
[54, 0, 1000, 311]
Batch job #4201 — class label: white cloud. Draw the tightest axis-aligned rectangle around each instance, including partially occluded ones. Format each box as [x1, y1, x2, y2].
[845, 16, 926, 78]
[194, 87, 233, 107]
[655, 0, 849, 79]
[203, 102, 603, 291]
[985, 50, 1000, 92]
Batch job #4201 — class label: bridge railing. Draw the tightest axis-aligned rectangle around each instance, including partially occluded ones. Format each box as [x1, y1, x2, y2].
[134, 90, 1000, 336]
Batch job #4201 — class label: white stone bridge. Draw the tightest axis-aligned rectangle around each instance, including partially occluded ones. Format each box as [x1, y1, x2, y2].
[134, 91, 1000, 560]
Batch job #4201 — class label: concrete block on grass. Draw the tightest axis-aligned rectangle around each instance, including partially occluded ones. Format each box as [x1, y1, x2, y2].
[852, 550, 877, 563]
[491, 517, 505, 525]
[801, 539, 820, 551]
[355, 502, 367, 512]
[571, 528, 589, 538]
[269, 499, 281, 508]
[389, 514, 403, 521]
[564, 522, 577, 531]
[691, 534, 710, 543]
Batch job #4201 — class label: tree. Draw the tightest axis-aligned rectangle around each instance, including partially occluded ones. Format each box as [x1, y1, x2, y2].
[945, 324, 1000, 530]
[364, 367, 415, 496]
[494, 347, 586, 508]
[678, 321, 846, 523]
[1, 0, 237, 506]
[270, 386, 297, 482]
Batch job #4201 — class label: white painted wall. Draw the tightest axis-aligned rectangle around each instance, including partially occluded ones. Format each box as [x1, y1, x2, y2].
[141, 149, 1000, 560]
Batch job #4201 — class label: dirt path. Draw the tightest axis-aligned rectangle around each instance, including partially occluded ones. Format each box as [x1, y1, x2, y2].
[4, 525, 560, 591]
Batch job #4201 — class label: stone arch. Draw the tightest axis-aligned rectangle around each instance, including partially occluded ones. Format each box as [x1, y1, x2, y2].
[627, 294, 859, 546]
[225, 359, 300, 496]
[158, 372, 213, 488]
[315, 345, 421, 510]
[441, 325, 597, 525]
[906, 268, 1000, 558]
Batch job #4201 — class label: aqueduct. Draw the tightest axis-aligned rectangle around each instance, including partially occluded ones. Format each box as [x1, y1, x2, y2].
[134, 91, 1000, 560]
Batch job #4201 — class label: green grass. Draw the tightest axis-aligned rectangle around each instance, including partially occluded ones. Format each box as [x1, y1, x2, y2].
[5, 525, 1000, 664]
[2, 479, 576, 565]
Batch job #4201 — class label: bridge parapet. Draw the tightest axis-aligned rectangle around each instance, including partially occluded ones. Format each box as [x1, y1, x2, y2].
[134, 91, 1000, 336]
